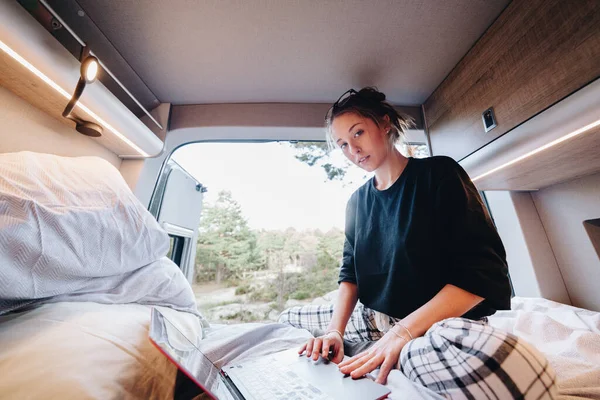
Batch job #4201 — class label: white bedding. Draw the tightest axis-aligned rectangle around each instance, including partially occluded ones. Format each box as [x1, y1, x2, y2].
[0, 302, 199, 400]
[2, 297, 597, 400]
[488, 297, 600, 400]
[0, 152, 200, 317]
[0, 152, 208, 398]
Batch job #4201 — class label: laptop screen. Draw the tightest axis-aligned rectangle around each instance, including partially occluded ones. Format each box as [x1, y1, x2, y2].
[149, 308, 234, 400]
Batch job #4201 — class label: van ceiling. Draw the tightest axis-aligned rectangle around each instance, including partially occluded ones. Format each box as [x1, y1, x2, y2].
[51, 0, 510, 106]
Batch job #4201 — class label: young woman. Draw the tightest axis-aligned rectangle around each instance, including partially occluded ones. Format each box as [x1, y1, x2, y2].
[279, 87, 513, 385]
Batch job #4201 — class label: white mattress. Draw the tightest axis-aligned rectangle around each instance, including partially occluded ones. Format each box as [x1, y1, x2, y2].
[0, 302, 195, 399]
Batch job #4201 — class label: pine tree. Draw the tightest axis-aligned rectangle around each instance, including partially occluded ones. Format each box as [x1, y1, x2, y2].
[196, 191, 264, 283]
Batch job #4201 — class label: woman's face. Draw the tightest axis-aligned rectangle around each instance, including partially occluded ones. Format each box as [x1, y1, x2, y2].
[331, 112, 390, 172]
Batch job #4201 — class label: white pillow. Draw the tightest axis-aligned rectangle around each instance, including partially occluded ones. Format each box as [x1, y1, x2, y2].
[0, 152, 169, 300]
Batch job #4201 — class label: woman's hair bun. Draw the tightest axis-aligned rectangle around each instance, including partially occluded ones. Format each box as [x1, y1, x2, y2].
[357, 87, 386, 103]
[325, 85, 415, 150]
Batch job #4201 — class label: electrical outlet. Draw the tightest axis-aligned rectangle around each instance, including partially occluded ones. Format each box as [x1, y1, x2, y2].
[482, 107, 497, 133]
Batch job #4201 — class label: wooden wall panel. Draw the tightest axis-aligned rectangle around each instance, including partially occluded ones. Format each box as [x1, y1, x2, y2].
[424, 0, 600, 161]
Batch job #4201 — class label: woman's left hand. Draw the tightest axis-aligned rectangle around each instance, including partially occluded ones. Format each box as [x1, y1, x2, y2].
[338, 326, 409, 385]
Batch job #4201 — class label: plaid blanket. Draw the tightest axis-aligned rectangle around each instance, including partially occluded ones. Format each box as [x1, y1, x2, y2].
[280, 304, 557, 399]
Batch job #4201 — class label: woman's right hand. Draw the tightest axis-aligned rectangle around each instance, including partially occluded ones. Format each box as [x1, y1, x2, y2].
[298, 331, 344, 364]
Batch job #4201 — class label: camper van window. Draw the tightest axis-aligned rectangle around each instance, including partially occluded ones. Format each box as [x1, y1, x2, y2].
[168, 141, 429, 324]
[166, 236, 175, 259]
[167, 235, 185, 266]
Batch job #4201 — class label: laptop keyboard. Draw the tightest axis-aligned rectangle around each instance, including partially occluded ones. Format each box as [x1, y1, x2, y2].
[228, 357, 331, 400]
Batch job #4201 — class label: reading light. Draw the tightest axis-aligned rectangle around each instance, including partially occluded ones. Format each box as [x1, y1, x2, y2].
[0, 33, 149, 156]
[82, 56, 98, 83]
[62, 50, 102, 137]
[472, 118, 600, 182]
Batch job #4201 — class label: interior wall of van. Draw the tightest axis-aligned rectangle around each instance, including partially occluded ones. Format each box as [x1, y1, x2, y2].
[531, 172, 600, 312]
[0, 85, 121, 167]
[484, 191, 569, 305]
[485, 171, 600, 313]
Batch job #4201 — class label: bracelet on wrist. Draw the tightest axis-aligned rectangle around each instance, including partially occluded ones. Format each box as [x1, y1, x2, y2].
[394, 322, 414, 340]
[325, 329, 343, 340]
[389, 328, 409, 342]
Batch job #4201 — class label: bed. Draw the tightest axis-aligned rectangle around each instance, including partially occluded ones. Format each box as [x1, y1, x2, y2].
[1, 152, 599, 399]
[2, 296, 596, 399]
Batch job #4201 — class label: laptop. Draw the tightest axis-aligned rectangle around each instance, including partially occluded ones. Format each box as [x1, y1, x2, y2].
[149, 308, 391, 400]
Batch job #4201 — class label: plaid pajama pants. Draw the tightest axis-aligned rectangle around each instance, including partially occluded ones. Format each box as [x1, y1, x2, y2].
[277, 303, 389, 342]
[278, 303, 557, 399]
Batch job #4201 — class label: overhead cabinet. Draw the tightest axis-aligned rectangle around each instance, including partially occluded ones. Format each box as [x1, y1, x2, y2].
[424, 0, 600, 163]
